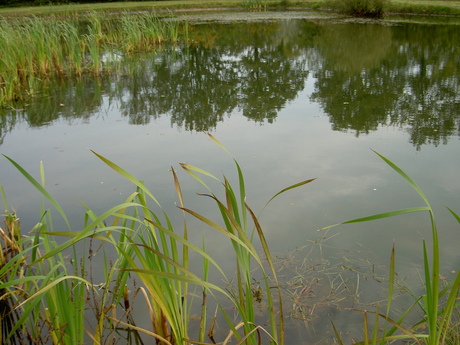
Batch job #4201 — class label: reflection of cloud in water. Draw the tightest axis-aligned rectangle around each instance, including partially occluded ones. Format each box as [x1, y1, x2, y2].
[101, 50, 122, 64]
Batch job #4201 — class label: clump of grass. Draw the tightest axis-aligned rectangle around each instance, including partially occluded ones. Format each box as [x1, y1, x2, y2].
[0, 197, 25, 344]
[243, 0, 268, 11]
[105, 11, 182, 52]
[0, 166, 100, 344]
[1, 133, 315, 344]
[325, 151, 460, 344]
[90, 133, 316, 344]
[0, 11, 184, 108]
[328, 0, 388, 17]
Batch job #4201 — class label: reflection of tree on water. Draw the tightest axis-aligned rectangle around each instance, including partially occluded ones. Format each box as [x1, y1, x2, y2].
[0, 76, 107, 145]
[0, 20, 459, 150]
[394, 24, 460, 149]
[116, 21, 310, 130]
[310, 23, 397, 135]
[310, 22, 460, 150]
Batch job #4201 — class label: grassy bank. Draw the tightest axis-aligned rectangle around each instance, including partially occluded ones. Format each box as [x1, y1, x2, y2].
[1, 0, 460, 17]
[387, 0, 460, 16]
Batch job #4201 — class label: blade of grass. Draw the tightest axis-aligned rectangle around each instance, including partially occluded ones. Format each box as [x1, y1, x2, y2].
[445, 206, 460, 223]
[320, 207, 430, 231]
[3, 155, 71, 230]
[92, 150, 162, 207]
[265, 178, 317, 207]
[372, 151, 432, 207]
[331, 320, 345, 345]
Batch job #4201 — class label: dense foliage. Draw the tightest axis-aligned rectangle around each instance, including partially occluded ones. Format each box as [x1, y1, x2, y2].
[330, 0, 388, 17]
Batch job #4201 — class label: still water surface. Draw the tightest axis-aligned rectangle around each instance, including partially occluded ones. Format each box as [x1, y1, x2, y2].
[1, 12, 460, 343]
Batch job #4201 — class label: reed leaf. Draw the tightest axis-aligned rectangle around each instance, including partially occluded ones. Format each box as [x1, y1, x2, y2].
[92, 151, 163, 207]
[321, 207, 430, 231]
[144, 218, 226, 277]
[30, 203, 142, 264]
[2, 155, 71, 230]
[265, 178, 317, 207]
[331, 320, 345, 345]
[445, 206, 460, 223]
[328, 151, 458, 344]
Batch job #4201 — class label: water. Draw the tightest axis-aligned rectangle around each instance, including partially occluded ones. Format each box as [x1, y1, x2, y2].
[1, 11, 459, 343]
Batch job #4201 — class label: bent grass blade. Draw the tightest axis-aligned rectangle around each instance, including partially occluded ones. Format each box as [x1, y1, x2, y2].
[320, 207, 431, 232]
[328, 151, 458, 344]
[92, 150, 162, 207]
[2, 155, 71, 230]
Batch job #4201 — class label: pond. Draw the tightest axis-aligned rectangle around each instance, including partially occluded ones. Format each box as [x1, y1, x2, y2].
[1, 10, 460, 344]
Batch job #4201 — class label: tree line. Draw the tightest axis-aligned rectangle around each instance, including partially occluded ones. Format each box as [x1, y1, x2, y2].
[1, 0, 149, 7]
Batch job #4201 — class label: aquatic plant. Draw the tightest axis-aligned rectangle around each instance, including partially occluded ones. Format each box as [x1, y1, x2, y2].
[243, 0, 268, 11]
[0, 184, 92, 344]
[326, 151, 460, 344]
[329, 0, 388, 17]
[1, 136, 458, 344]
[0, 133, 315, 344]
[0, 12, 184, 108]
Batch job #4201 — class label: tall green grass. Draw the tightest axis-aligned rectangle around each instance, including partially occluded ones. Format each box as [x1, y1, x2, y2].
[0, 12, 184, 107]
[243, 0, 268, 12]
[327, 0, 388, 17]
[326, 151, 460, 345]
[0, 175, 93, 344]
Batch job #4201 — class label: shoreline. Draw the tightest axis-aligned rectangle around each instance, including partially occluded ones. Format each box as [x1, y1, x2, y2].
[1, 0, 460, 18]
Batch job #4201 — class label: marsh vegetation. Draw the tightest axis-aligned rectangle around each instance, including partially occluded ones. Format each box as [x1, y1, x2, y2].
[0, 12, 184, 107]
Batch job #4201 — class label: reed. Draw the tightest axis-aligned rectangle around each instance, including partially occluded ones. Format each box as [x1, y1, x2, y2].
[243, 0, 268, 11]
[326, 151, 460, 345]
[60, 21, 86, 76]
[89, 132, 317, 344]
[0, 163, 97, 345]
[0, 188, 26, 343]
[0, 12, 185, 107]
[112, 12, 181, 53]
[1, 133, 315, 344]
[2, 140, 458, 344]
[327, 0, 388, 17]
